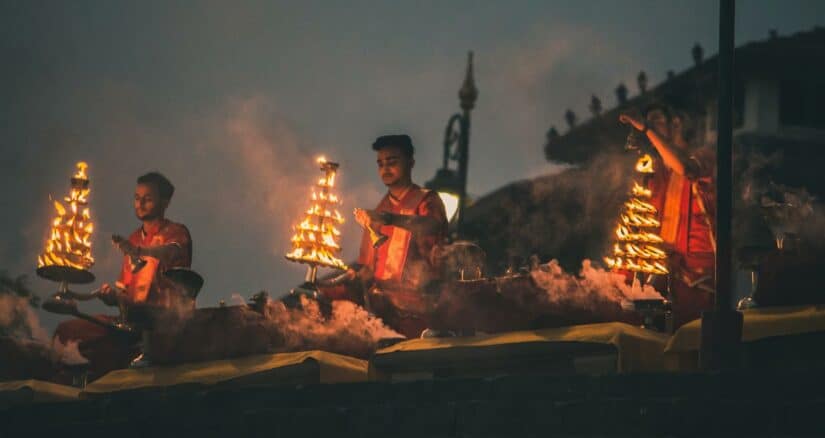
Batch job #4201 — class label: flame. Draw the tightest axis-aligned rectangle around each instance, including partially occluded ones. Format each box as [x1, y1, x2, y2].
[37, 162, 95, 270]
[621, 212, 660, 228]
[636, 154, 654, 173]
[631, 181, 652, 198]
[617, 243, 667, 260]
[615, 225, 664, 243]
[625, 198, 656, 214]
[74, 162, 88, 180]
[604, 256, 668, 275]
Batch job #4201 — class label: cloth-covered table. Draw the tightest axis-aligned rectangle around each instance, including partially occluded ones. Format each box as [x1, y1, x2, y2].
[664, 305, 825, 371]
[83, 350, 367, 396]
[370, 322, 668, 381]
[0, 380, 80, 407]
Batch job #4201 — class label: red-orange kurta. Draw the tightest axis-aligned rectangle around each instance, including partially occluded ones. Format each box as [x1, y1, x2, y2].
[356, 185, 447, 337]
[117, 219, 192, 307]
[648, 146, 716, 327]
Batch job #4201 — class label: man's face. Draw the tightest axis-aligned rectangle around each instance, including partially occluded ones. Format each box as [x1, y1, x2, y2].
[376, 146, 413, 187]
[645, 109, 672, 141]
[134, 183, 167, 221]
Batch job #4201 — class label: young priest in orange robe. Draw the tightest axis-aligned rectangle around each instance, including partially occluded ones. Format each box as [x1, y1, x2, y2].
[621, 103, 716, 328]
[324, 135, 448, 338]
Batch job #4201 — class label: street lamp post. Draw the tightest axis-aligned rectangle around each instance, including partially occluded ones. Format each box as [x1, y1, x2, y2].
[426, 51, 478, 237]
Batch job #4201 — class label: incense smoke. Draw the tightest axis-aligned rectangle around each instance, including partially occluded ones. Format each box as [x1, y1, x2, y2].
[265, 297, 402, 356]
[531, 259, 662, 307]
[737, 149, 825, 252]
[464, 150, 636, 273]
[0, 293, 49, 342]
[150, 294, 401, 364]
[0, 294, 88, 365]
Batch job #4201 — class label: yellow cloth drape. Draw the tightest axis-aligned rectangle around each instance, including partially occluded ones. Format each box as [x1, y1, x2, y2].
[664, 305, 825, 371]
[371, 322, 669, 376]
[83, 350, 367, 395]
[0, 380, 80, 405]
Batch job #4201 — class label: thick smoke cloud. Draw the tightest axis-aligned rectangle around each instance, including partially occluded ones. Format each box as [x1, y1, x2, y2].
[464, 150, 637, 273]
[531, 259, 662, 307]
[0, 294, 87, 365]
[150, 295, 401, 362]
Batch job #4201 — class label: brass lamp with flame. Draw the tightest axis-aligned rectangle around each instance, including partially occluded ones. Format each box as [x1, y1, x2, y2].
[604, 130, 670, 278]
[604, 130, 672, 329]
[285, 157, 348, 307]
[37, 162, 98, 315]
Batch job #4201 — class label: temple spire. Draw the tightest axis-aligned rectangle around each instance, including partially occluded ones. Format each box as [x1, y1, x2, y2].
[459, 51, 478, 112]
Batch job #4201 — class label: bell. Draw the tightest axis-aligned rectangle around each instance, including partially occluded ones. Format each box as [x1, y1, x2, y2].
[368, 224, 389, 248]
[130, 254, 147, 273]
[624, 126, 651, 153]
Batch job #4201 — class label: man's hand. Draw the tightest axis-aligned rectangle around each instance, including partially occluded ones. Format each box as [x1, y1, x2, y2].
[619, 113, 646, 132]
[353, 208, 386, 230]
[344, 268, 357, 282]
[98, 283, 123, 307]
[112, 235, 139, 257]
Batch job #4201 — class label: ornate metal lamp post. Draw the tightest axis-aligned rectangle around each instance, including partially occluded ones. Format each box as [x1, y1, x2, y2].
[426, 51, 478, 237]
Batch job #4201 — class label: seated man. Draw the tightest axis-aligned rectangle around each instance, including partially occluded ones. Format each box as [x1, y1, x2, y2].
[53, 172, 192, 378]
[324, 135, 448, 338]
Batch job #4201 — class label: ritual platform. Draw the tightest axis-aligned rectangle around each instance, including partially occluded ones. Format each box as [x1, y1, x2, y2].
[370, 322, 667, 381]
[4, 308, 825, 436]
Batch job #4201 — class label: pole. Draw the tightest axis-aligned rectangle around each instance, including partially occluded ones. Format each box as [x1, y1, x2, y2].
[700, 0, 743, 371]
[456, 108, 471, 234]
[456, 51, 478, 236]
[716, 0, 734, 314]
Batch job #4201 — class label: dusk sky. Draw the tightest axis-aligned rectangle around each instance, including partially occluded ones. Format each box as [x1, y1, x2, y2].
[2, 1, 822, 327]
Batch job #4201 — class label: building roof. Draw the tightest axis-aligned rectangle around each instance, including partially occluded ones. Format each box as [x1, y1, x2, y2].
[544, 27, 825, 165]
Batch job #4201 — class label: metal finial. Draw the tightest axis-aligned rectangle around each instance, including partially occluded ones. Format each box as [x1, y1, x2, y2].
[459, 51, 478, 111]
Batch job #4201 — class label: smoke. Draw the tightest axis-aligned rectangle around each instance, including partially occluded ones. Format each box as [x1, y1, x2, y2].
[0, 294, 49, 342]
[432, 257, 660, 334]
[0, 294, 88, 365]
[50, 338, 88, 365]
[150, 295, 401, 364]
[264, 296, 402, 357]
[736, 148, 825, 252]
[464, 150, 636, 272]
[531, 259, 662, 308]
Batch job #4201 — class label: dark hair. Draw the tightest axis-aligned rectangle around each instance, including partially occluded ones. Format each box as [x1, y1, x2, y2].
[137, 172, 175, 201]
[643, 93, 704, 120]
[372, 134, 414, 159]
[642, 96, 701, 142]
[642, 102, 674, 121]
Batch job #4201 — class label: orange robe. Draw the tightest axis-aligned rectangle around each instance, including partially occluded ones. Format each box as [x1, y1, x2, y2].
[53, 219, 192, 380]
[648, 147, 716, 327]
[356, 185, 448, 337]
[117, 219, 193, 307]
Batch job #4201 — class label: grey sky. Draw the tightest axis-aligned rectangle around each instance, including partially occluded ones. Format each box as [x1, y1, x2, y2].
[2, 0, 822, 327]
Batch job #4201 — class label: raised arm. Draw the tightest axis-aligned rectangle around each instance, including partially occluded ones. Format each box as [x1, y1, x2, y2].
[619, 114, 699, 177]
[111, 235, 186, 266]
